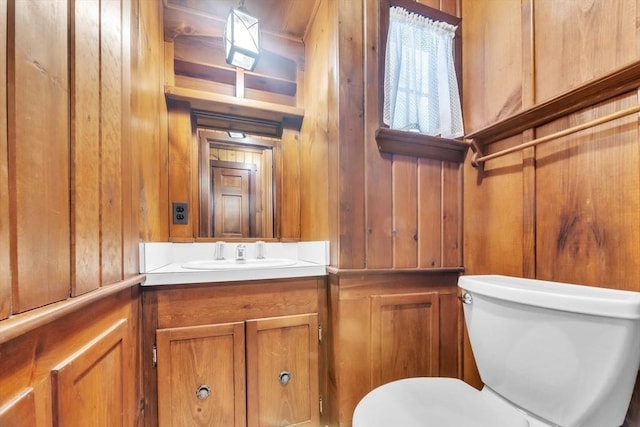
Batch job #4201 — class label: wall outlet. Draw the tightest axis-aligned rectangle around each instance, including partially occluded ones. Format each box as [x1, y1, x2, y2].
[172, 202, 188, 224]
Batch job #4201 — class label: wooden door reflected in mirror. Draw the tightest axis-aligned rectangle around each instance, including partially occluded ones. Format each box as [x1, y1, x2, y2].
[199, 130, 275, 238]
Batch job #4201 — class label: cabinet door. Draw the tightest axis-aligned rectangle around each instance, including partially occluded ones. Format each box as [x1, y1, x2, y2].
[246, 314, 320, 427]
[371, 292, 440, 388]
[156, 322, 246, 427]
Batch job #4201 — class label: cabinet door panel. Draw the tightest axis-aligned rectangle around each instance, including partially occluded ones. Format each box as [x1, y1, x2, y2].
[156, 322, 246, 427]
[51, 319, 129, 427]
[371, 292, 440, 388]
[246, 314, 319, 427]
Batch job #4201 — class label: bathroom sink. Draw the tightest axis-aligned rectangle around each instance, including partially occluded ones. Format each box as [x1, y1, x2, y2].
[181, 258, 298, 270]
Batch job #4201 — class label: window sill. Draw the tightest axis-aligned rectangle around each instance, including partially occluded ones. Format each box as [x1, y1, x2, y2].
[375, 128, 469, 162]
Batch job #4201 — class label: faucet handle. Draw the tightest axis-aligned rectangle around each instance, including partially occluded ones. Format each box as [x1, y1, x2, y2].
[215, 241, 225, 260]
[256, 241, 266, 259]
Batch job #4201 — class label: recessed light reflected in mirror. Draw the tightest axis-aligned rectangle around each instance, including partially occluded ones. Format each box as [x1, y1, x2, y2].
[228, 131, 246, 138]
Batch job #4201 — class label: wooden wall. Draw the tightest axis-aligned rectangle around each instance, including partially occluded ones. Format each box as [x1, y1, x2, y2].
[462, 0, 640, 424]
[0, 0, 166, 424]
[322, 0, 463, 269]
[1, 0, 145, 316]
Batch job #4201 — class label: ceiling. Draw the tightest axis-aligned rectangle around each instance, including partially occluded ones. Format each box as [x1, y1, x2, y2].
[163, 0, 320, 43]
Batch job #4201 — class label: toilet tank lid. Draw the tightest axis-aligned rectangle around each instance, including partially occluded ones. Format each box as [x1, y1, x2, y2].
[459, 275, 640, 320]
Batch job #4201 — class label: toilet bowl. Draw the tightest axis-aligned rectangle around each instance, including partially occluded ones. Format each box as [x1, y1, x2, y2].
[353, 275, 640, 427]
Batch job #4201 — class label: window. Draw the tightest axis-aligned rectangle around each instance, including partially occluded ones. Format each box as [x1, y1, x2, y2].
[376, 0, 467, 162]
[384, 6, 463, 138]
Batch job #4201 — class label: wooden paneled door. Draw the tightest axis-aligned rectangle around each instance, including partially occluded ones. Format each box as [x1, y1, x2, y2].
[156, 322, 246, 427]
[246, 314, 320, 427]
[370, 292, 440, 388]
[211, 161, 256, 238]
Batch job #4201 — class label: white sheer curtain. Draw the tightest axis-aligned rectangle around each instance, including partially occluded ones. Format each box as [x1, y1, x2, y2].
[383, 6, 464, 138]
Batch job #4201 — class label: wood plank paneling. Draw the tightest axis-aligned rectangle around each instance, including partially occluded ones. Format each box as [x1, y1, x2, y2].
[336, 0, 366, 268]
[280, 129, 301, 239]
[461, 0, 522, 132]
[364, 0, 394, 269]
[101, 0, 124, 284]
[462, 0, 640, 420]
[120, 0, 137, 278]
[71, 0, 101, 295]
[535, 95, 640, 289]
[534, 0, 635, 103]
[134, 0, 169, 242]
[300, 0, 330, 242]
[9, 0, 70, 312]
[442, 162, 461, 267]
[0, 0, 9, 320]
[168, 100, 194, 240]
[392, 155, 418, 267]
[418, 159, 442, 267]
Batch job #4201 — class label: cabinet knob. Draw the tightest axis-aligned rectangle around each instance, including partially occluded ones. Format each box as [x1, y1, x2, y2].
[278, 371, 291, 386]
[196, 385, 212, 400]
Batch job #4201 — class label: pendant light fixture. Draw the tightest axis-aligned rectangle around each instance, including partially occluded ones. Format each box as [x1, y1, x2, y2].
[224, 0, 261, 71]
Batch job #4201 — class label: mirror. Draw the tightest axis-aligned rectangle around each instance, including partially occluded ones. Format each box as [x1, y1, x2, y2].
[197, 129, 277, 238]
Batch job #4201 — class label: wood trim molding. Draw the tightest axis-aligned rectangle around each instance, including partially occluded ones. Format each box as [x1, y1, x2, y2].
[0, 275, 144, 345]
[375, 128, 469, 162]
[466, 59, 640, 146]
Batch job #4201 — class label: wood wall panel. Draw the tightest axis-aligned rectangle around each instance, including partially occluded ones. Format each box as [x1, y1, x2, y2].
[9, 0, 71, 312]
[363, 0, 394, 269]
[335, 0, 366, 268]
[328, 271, 461, 426]
[51, 319, 130, 427]
[392, 156, 418, 267]
[71, 0, 102, 295]
[535, 95, 640, 289]
[0, 0, 9, 320]
[168, 100, 194, 240]
[133, 0, 169, 242]
[417, 159, 441, 267]
[300, 0, 330, 242]
[442, 162, 462, 266]
[279, 129, 302, 240]
[100, 0, 124, 284]
[0, 388, 36, 427]
[534, 0, 636, 102]
[370, 292, 439, 388]
[462, 0, 640, 422]
[461, 0, 522, 131]
[0, 284, 140, 426]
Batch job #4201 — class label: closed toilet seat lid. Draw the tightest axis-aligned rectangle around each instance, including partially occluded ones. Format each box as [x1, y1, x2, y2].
[352, 377, 529, 427]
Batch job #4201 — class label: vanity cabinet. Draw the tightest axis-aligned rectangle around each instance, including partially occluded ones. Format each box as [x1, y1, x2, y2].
[142, 277, 326, 427]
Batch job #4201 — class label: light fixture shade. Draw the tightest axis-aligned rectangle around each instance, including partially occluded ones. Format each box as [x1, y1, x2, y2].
[224, 7, 260, 71]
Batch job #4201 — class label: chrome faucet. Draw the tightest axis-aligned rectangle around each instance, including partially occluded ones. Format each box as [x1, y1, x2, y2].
[235, 244, 246, 262]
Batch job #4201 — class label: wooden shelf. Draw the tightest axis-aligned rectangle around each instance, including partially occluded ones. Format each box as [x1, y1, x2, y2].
[466, 59, 640, 146]
[165, 85, 304, 131]
[375, 128, 469, 163]
[174, 59, 298, 97]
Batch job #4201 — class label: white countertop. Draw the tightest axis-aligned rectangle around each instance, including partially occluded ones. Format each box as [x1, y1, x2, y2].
[140, 241, 329, 286]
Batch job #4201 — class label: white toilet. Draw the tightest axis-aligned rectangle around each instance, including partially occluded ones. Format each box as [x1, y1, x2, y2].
[353, 275, 640, 427]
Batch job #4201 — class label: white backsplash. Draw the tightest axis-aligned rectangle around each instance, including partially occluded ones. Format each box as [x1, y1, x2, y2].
[139, 241, 329, 273]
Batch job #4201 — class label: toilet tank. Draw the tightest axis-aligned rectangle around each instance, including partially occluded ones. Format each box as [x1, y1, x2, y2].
[459, 275, 640, 427]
